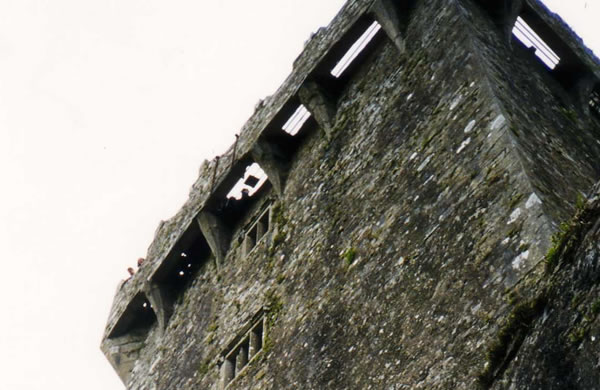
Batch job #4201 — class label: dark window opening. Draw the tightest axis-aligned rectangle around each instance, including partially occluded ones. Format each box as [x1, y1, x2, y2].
[244, 225, 257, 256]
[249, 320, 263, 356]
[257, 210, 269, 240]
[108, 293, 157, 339]
[243, 207, 271, 257]
[221, 316, 265, 387]
[222, 354, 236, 386]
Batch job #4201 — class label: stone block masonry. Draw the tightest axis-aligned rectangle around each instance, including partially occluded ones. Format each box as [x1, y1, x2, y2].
[101, 0, 600, 389]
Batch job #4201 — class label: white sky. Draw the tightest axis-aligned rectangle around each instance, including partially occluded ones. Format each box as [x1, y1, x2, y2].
[0, 1, 597, 389]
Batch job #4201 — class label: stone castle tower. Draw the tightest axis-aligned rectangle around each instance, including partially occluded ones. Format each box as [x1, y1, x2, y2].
[101, 0, 600, 388]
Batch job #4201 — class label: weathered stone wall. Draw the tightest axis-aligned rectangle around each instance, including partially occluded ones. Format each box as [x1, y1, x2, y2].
[101, 0, 600, 389]
[483, 182, 600, 389]
[462, 0, 600, 224]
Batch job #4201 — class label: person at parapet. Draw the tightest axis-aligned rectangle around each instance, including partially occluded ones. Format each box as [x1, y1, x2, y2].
[118, 264, 138, 291]
[240, 188, 250, 200]
[221, 187, 251, 216]
[137, 257, 144, 267]
[233, 188, 251, 215]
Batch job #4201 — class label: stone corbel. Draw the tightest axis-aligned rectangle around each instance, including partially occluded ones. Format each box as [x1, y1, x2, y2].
[298, 80, 337, 138]
[196, 210, 231, 268]
[503, 0, 524, 47]
[370, 0, 406, 54]
[250, 139, 289, 196]
[144, 283, 174, 333]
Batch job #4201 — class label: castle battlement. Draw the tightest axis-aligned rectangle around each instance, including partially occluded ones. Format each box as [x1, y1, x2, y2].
[102, 1, 600, 388]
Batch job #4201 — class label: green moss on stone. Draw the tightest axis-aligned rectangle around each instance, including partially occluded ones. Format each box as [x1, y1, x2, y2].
[544, 220, 577, 273]
[559, 107, 577, 123]
[272, 231, 286, 247]
[568, 326, 587, 344]
[272, 203, 288, 227]
[570, 293, 585, 309]
[507, 193, 524, 210]
[263, 290, 284, 355]
[591, 299, 600, 315]
[341, 247, 357, 267]
[477, 294, 547, 388]
[197, 360, 211, 377]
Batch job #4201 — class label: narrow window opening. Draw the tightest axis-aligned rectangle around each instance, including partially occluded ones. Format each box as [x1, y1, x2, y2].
[512, 16, 560, 69]
[236, 338, 250, 371]
[243, 225, 257, 256]
[590, 88, 600, 118]
[282, 104, 312, 136]
[331, 21, 382, 78]
[223, 356, 235, 386]
[243, 207, 271, 257]
[221, 315, 265, 387]
[256, 210, 269, 241]
[249, 321, 263, 357]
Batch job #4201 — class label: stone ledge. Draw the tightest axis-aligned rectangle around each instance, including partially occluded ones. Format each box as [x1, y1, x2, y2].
[101, 0, 376, 346]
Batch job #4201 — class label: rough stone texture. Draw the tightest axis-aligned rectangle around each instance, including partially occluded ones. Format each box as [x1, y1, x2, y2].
[487, 182, 600, 390]
[101, 0, 600, 389]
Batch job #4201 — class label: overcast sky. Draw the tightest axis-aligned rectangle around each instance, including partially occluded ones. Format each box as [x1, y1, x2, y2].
[0, 1, 597, 389]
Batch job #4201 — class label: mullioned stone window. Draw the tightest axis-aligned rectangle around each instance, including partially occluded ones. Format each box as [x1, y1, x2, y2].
[220, 314, 265, 388]
[243, 206, 271, 258]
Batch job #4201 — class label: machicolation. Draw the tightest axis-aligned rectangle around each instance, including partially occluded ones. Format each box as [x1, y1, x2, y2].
[102, 0, 600, 389]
